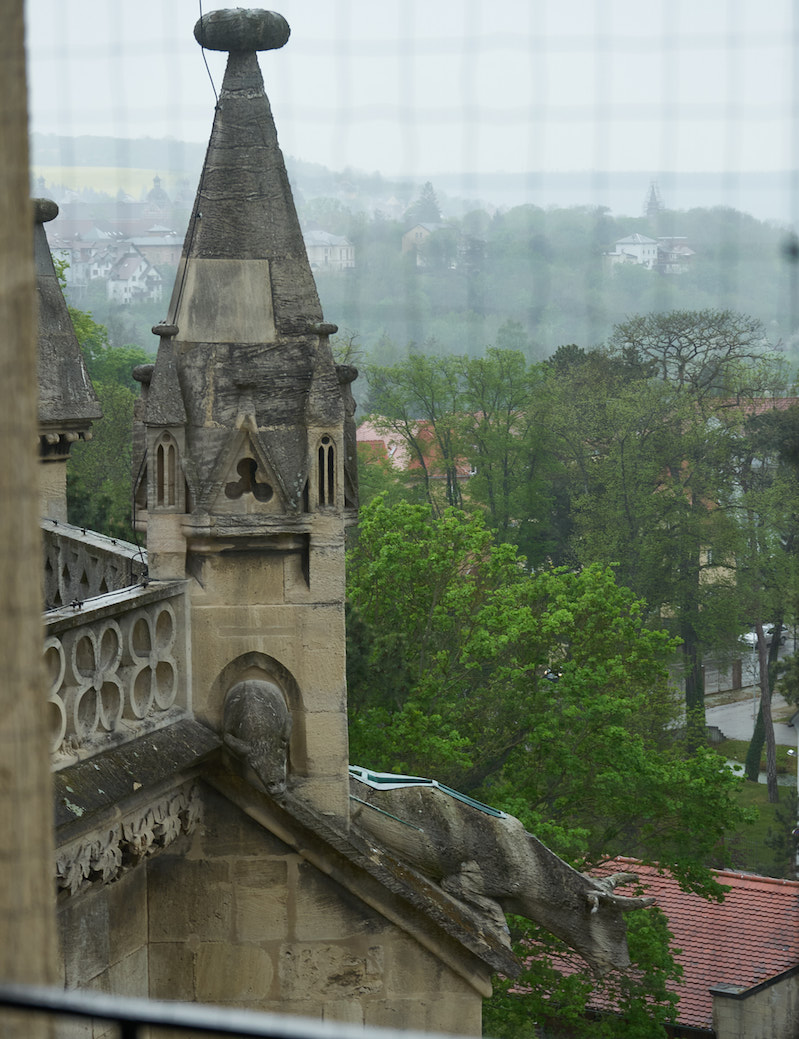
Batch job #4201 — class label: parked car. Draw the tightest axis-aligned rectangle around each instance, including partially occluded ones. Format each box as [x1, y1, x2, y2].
[739, 625, 786, 648]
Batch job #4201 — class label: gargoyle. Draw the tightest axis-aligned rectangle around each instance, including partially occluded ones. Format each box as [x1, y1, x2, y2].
[222, 679, 292, 794]
[349, 767, 654, 975]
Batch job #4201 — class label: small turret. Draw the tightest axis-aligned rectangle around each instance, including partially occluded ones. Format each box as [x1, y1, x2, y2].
[34, 197, 102, 521]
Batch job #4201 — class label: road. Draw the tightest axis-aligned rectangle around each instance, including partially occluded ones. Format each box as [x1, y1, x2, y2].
[706, 689, 796, 747]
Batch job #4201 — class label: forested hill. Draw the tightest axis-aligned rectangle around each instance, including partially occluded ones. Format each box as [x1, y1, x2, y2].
[311, 202, 799, 368]
[33, 134, 799, 372]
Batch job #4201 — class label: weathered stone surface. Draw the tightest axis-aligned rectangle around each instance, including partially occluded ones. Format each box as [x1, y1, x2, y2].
[279, 943, 384, 1000]
[148, 941, 195, 1001]
[35, 198, 101, 426]
[232, 862, 289, 942]
[196, 941, 274, 1002]
[350, 776, 655, 975]
[194, 8, 290, 53]
[106, 946, 148, 998]
[321, 1000, 365, 1026]
[53, 721, 219, 832]
[147, 858, 232, 941]
[199, 782, 293, 858]
[107, 867, 147, 965]
[59, 890, 110, 987]
[294, 862, 380, 941]
[223, 678, 292, 793]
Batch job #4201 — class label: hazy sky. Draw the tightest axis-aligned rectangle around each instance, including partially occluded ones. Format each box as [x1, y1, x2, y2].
[24, 0, 798, 178]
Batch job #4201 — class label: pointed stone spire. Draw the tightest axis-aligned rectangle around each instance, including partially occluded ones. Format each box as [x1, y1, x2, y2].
[36, 198, 101, 433]
[34, 197, 101, 519]
[167, 8, 322, 338]
[147, 8, 344, 533]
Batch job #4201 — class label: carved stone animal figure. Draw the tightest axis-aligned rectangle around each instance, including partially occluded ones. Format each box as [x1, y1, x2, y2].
[223, 679, 292, 793]
[349, 768, 654, 975]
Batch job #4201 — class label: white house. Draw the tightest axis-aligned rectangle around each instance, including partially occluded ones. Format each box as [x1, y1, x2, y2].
[609, 232, 659, 269]
[302, 229, 355, 271]
[106, 246, 163, 304]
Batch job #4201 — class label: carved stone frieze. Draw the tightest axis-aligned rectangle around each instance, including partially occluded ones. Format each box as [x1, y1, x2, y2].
[55, 782, 202, 897]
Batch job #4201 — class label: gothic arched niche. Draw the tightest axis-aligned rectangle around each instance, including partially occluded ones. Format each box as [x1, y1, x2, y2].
[223, 678, 291, 793]
[211, 652, 306, 778]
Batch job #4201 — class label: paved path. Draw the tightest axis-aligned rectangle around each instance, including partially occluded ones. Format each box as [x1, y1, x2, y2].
[706, 690, 796, 746]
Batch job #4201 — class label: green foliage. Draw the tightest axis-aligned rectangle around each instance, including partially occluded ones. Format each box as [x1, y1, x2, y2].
[65, 307, 151, 541]
[484, 908, 682, 1039]
[347, 498, 745, 889]
[404, 181, 442, 225]
[67, 381, 137, 540]
[347, 498, 752, 1032]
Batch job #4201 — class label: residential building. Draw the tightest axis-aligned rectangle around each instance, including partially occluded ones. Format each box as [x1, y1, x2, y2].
[302, 229, 355, 271]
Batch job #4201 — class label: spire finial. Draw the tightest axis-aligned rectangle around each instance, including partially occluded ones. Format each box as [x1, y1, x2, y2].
[194, 8, 290, 52]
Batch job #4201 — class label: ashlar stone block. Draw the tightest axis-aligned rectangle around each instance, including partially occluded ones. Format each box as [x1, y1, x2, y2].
[279, 943, 384, 1001]
[147, 857, 232, 942]
[232, 860, 289, 942]
[148, 940, 195, 1001]
[294, 863, 380, 941]
[59, 888, 110, 988]
[195, 941, 274, 1002]
[107, 867, 147, 966]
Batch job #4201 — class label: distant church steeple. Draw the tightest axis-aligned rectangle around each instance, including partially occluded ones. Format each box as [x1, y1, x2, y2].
[644, 181, 664, 220]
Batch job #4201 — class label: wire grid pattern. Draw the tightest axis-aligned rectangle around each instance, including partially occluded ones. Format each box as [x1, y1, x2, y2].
[24, 0, 799, 353]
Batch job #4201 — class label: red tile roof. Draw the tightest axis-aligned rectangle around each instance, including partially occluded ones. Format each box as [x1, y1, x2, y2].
[592, 859, 799, 1030]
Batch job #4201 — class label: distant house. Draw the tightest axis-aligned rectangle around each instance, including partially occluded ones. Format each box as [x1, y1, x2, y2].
[357, 418, 474, 500]
[606, 233, 695, 273]
[608, 232, 660, 269]
[580, 860, 799, 1038]
[106, 246, 163, 304]
[128, 227, 184, 268]
[302, 229, 355, 271]
[401, 221, 443, 255]
[657, 236, 696, 273]
[356, 419, 412, 469]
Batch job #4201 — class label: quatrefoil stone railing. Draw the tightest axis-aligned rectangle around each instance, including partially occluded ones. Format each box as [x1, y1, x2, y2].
[45, 582, 187, 766]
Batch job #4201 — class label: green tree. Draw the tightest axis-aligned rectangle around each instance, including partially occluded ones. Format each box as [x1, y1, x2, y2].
[366, 354, 465, 510]
[731, 404, 799, 797]
[347, 498, 747, 1033]
[348, 498, 744, 881]
[67, 381, 138, 539]
[608, 309, 775, 402]
[571, 312, 785, 737]
[404, 180, 441, 225]
[65, 308, 151, 540]
[484, 907, 682, 1039]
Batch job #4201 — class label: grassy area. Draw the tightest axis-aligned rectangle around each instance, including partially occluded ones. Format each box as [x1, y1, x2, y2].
[721, 780, 797, 879]
[713, 738, 797, 775]
[707, 737, 797, 877]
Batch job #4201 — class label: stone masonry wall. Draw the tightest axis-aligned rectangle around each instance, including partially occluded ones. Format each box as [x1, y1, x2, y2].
[713, 974, 799, 1039]
[57, 785, 484, 1036]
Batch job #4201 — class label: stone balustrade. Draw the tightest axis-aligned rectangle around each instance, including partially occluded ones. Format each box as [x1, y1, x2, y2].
[42, 520, 147, 609]
[45, 581, 188, 767]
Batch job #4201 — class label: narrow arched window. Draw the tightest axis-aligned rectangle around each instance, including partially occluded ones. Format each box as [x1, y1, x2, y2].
[318, 436, 335, 506]
[155, 433, 178, 508]
[156, 443, 165, 507]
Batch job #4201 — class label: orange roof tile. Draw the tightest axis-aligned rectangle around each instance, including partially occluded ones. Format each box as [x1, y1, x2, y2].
[591, 859, 799, 1030]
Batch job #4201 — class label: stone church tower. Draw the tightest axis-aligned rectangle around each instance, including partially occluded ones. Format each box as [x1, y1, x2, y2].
[135, 9, 356, 821]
